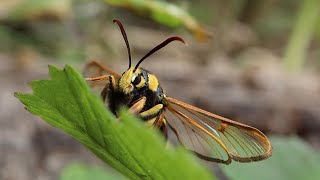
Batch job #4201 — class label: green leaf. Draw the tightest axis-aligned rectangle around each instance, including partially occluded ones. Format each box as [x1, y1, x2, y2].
[60, 163, 126, 180]
[105, 0, 211, 42]
[222, 136, 320, 180]
[15, 65, 213, 180]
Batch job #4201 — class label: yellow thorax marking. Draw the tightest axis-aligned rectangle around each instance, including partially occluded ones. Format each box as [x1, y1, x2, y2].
[119, 67, 134, 94]
[148, 74, 159, 92]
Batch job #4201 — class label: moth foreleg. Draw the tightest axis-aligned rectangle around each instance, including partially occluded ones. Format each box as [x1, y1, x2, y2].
[129, 97, 146, 114]
[85, 75, 110, 81]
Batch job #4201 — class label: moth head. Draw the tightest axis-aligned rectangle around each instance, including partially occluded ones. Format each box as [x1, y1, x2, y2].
[118, 67, 145, 94]
[113, 19, 186, 94]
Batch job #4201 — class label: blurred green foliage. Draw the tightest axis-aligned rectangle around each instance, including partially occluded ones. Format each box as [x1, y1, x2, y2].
[5, 0, 71, 21]
[60, 163, 126, 180]
[59, 136, 320, 180]
[105, 0, 210, 41]
[1, 0, 319, 69]
[222, 136, 320, 180]
[283, 0, 320, 72]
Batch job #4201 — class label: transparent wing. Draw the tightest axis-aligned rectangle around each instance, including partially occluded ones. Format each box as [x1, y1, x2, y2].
[164, 97, 272, 164]
[84, 60, 121, 92]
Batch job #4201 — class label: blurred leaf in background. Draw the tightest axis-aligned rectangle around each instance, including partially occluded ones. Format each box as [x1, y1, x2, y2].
[0, 0, 211, 63]
[60, 163, 126, 180]
[222, 136, 320, 180]
[0, 0, 86, 62]
[105, 0, 211, 42]
[1, 0, 71, 21]
[282, 0, 320, 72]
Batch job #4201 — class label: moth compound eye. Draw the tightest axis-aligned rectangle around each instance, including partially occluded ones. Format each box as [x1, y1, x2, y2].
[132, 75, 141, 86]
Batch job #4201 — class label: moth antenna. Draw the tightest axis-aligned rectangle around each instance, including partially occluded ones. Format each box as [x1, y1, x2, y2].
[113, 19, 132, 69]
[134, 36, 187, 71]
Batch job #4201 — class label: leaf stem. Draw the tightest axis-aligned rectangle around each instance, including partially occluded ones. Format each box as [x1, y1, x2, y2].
[282, 0, 320, 72]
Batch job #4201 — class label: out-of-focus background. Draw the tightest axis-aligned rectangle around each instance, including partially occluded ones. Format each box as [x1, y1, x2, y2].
[1, 0, 320, 180]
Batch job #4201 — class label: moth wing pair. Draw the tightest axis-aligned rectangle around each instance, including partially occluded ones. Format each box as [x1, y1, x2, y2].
[84, 61, 272, 164]
[164, 97, 272, 164]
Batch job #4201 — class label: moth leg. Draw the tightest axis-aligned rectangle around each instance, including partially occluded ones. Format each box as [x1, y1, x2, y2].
[85, 60, 121, 79]
[129, 97, 147, 114]
[101, 75, 117, 104]
[85, 75, 110, 81]
[159, 116, 168, 139]
[147, 113, 168, 139]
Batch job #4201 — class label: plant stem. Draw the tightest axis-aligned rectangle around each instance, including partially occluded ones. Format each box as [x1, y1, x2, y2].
[282, 0, 320, 72]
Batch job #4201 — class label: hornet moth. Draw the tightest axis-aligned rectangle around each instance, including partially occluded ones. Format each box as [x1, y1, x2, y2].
[85, 19, 272, 164]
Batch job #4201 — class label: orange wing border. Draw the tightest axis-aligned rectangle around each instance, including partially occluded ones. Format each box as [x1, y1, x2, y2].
[164, 96, 272, 164]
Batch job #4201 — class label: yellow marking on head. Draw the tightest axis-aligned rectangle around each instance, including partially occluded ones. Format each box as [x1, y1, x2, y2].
[134, 68, 142, 74]
[119, 67, 134, 94]
[139, 104, 163, 118]
[148, 74, 159, 92]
